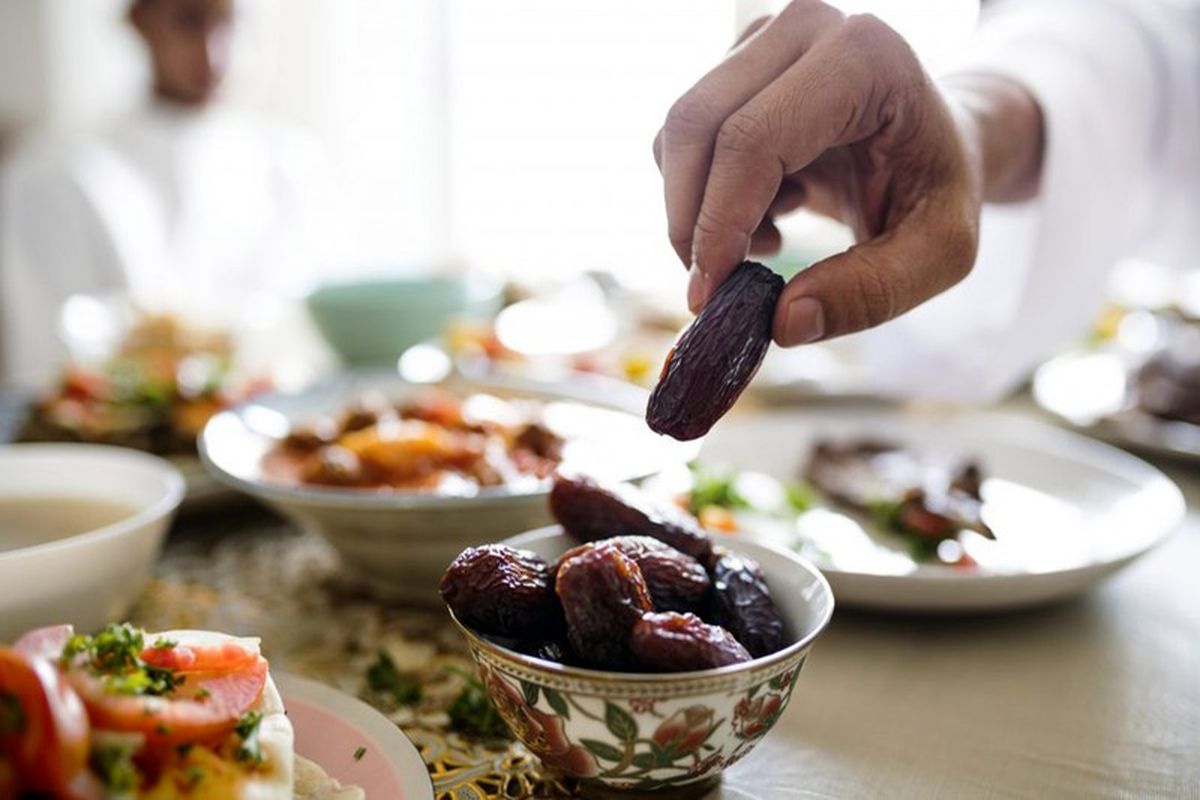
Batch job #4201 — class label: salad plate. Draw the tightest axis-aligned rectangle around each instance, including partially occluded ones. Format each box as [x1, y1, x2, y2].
[280, 673, 435, 800]
[665, 407, 1185, 612]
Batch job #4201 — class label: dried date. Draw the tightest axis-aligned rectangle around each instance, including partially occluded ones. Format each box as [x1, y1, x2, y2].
[440, 545, 560, 639]
[554, 536, 709, 614]
[630, 611, 751, 671]
[707, 549, 788, 658]
[646, 261, 783, 441]
[549, 474, 713, 562]
[555, 542, 653, 670]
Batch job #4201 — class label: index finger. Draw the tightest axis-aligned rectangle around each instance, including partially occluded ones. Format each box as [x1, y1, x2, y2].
[659, 1, 842, 267]
[689, 27, 880, 306]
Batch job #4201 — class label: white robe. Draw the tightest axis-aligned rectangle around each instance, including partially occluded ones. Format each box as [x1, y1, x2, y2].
[0, 102, 339, 386]
[856, 0, 1200, 401]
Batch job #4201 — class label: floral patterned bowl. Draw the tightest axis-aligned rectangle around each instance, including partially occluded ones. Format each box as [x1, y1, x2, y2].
[448, 526, 834, 797]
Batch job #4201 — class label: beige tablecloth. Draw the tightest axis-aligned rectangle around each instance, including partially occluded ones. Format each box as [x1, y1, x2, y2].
[718, 464, 1200, 799]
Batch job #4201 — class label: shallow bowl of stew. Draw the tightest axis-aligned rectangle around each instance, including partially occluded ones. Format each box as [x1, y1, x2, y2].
[0, 444, 185, 640]
[449, 526, 834, 797]
[199, 371, 697, 602]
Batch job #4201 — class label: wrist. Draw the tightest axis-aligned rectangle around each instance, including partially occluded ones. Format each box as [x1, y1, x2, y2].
[941, 73, 1044, 203]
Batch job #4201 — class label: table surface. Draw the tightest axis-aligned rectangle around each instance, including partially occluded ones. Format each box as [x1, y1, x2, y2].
[4, 394, 1198, 799]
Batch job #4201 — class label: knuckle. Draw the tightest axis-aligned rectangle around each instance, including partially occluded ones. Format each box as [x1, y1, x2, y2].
[851, 254, 901, 330]
[780, 0, 844, 30]
[715, 111, 771, 155]
[665, 91, 721, 142]
[841, 13, 890, 46]
[943, 225, 978, 284]
[839, 13, 921, 79]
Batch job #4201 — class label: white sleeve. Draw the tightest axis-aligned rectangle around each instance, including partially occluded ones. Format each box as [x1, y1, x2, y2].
[0, 148, 127, 387]
[855, 0, 1200, 402]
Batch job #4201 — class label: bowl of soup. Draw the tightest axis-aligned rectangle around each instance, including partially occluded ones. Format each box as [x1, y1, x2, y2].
[0, 444, 185, 640]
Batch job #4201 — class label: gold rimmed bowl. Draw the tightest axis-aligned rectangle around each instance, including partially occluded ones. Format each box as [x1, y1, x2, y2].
[447, 526, 834, 797]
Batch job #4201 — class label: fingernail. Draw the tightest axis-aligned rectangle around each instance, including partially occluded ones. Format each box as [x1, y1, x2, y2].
[782, 297, 825, 345]
[687, 266, 708, 312]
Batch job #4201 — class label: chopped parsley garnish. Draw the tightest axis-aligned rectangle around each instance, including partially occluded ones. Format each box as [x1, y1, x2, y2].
[786, 480, 816, 512]
[353, 746, 367, 761]
[184, 765, 205, 788]
[234, 710, 264, 765]
[61, 623, 181, 697]
[0, 692, 25, 734]
[151, 637, 178, 650]
[366, 651, 422, 706]
[194, 687, 211, 702]
[446, 669, 508, 740]
[90, 741, 140, 796]
[686, 462, 750, 515]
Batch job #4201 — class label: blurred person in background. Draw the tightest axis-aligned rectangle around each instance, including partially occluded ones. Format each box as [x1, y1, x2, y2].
[0, 0, 339, 385]
[656, 0, 1200, 400]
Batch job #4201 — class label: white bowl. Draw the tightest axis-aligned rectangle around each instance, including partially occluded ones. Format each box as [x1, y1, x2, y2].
[449, 527, 834, 796]
[0, 444, 184, 640]
[199, 372, 697, 603]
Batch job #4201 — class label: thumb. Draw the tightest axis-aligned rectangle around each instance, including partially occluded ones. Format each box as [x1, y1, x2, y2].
[772, 214, 977, 345]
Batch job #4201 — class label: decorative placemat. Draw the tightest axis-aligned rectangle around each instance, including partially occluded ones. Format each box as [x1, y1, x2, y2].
[129, 519, 577, 799]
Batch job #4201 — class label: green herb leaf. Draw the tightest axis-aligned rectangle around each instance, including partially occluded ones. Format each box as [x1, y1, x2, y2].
[63, 623, 181, 698]
[447, 675, 509, 740]
[183, 765, 205, 788]
[353, 746, 367, 761]
[366, 651, 422, 707]
[686, 463, 751, 515]
[234, 710, 264, 765]
[90, 741, 140, 796]
[785, 480, 816, 512]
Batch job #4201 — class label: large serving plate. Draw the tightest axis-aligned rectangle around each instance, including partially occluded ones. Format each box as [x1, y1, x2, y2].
[688, 408, 1185, 612]
[279, 673, 434, 799]
[200, 371, 696, 601]
[1033, 349, 1200, 463]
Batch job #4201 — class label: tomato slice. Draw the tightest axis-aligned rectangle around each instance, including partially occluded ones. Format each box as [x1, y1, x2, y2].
[0, 648, 99, 799]
[69, 654, 269, 747]
[139, 637, 260, 674]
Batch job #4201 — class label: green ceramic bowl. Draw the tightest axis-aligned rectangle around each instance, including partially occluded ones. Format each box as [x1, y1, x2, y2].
[306, 276, 501, 365]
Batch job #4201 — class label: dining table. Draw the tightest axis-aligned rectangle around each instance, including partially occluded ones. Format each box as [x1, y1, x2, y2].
[2, 391, 1197, 798]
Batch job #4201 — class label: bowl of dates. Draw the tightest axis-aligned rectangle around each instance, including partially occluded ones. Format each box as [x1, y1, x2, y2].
[200, 372, 696, 602]
[439, 477, 833, 795]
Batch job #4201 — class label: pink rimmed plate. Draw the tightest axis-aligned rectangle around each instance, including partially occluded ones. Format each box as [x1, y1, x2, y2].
[278, 673, 434, 800]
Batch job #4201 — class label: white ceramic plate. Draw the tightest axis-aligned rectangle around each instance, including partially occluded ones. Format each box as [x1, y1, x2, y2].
[689, 408, 1185, 612]
[278, 674, 434, 800]
[1033, 349, 1200, 462]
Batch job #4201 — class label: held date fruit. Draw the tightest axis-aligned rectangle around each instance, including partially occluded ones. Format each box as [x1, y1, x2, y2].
[549, 474, 713, 562]
[555, 542, 653, 670]
[440, 545, 560, 639]
[707, 549, 788, 658]
[646, 261, 783, 441]
[630, 611, 752, 672]
[554, 536, 710, 614]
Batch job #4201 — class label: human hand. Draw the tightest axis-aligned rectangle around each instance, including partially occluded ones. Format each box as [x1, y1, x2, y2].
[654, 2, 994, 346]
